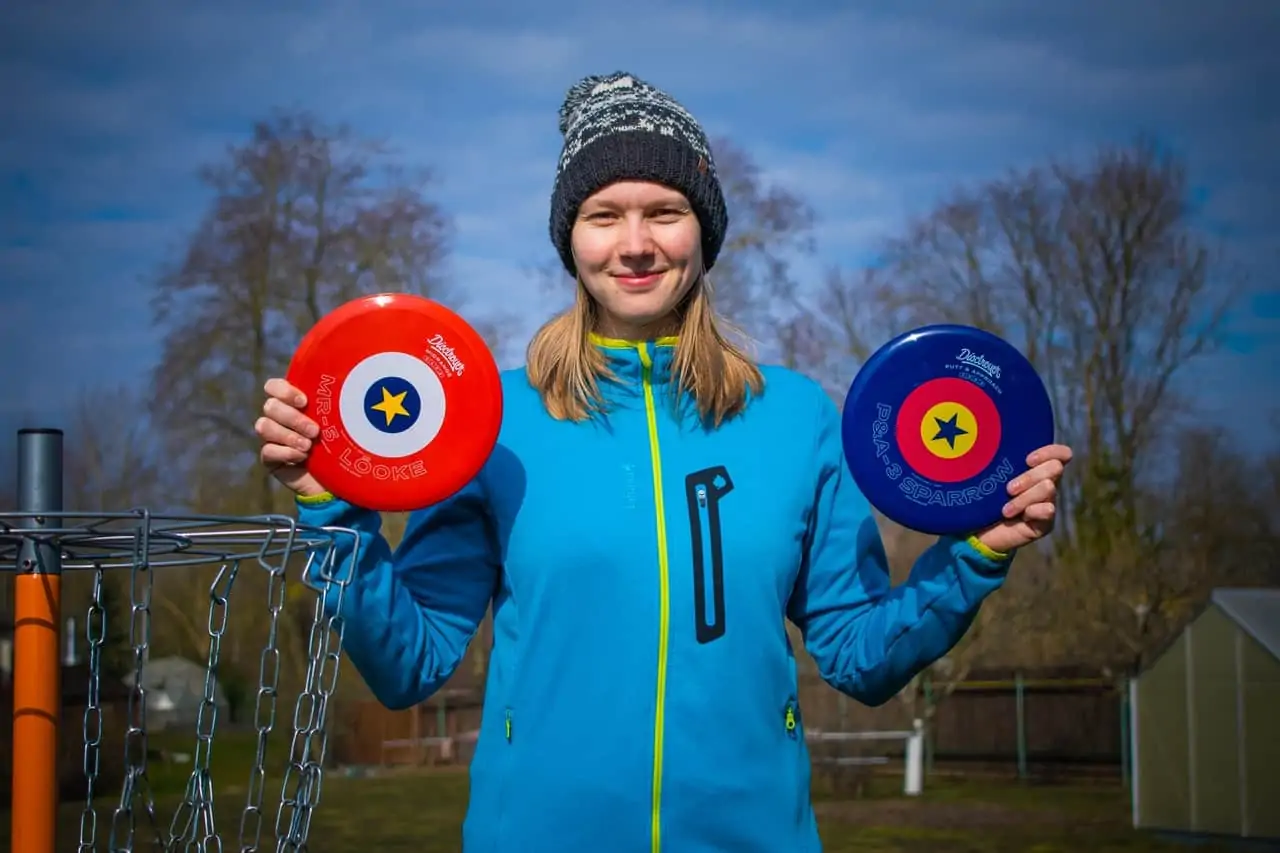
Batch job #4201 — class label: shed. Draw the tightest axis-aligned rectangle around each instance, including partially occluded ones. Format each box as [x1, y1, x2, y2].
[120, 654, 229, 730]
[1129, 587, 1280, 840]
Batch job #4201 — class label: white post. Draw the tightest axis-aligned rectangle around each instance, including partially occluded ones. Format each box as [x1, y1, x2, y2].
[904, 718, 924, 796]
[64, 615, 78, 666]
[0, 636, 12, 684]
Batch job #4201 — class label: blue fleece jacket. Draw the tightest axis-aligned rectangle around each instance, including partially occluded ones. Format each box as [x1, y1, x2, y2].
[295, 336, 1013, 853]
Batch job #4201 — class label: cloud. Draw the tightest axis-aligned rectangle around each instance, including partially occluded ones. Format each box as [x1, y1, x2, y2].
[1, 0, 1275, 453]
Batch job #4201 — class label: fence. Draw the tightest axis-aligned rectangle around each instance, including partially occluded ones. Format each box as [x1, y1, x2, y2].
[337, 688, 485, 768]
[798, 667, 1128, 777]
[341, 665, 1129, 780]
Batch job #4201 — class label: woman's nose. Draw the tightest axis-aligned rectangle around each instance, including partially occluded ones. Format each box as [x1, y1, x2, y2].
[618, 218, 654, 256]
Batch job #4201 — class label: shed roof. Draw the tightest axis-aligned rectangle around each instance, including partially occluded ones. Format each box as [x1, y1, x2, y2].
[1211, 586, 1280, 662]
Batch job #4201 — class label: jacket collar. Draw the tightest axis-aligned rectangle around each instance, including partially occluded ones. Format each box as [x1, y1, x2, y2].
[590, 333, 679, 404]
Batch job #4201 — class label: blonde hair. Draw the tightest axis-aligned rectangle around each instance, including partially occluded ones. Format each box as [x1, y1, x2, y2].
[525, 273, 764, 427]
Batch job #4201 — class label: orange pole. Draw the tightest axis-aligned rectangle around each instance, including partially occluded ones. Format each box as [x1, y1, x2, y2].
[11, 427, 65, 853]
[12, 573, 61, 853]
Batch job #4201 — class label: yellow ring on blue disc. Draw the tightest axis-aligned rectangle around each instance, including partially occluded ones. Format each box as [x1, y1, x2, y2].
[920, 401, 978, 459]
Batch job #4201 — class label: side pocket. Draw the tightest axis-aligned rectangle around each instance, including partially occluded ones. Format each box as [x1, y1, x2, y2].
[783, 695, 810, 823]
[493, 705, 515, 850]
[685, 465, 734, 645]
[783, 696, 800, 740]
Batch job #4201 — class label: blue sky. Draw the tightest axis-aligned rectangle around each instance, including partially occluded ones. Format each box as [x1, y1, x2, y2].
[2, 0, 1277, 468]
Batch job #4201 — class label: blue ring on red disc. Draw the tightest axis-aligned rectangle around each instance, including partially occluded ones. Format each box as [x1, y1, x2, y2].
[363, 376, 421, 434]
[840, 324, 1055, 536]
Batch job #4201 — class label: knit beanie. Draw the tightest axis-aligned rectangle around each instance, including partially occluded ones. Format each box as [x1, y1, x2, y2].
[549, 71, 729, 277]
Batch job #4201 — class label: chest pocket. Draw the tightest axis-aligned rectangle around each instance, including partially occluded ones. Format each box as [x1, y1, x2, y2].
[685, 465, 734, 644]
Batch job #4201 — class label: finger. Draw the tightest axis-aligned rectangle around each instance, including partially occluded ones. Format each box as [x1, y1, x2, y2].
[1007, 458, 1065, 496]
[1027, 444, 1072, 468]
[255, 416, 313, 453]
[261, 443, 309, 468]
[1026, 511, 1055, 539]
[265, 377, 307, 408]
[1003, 478, 1056, 518]
[1022, 502, 1056, 522]
[262, 397, 320, 439]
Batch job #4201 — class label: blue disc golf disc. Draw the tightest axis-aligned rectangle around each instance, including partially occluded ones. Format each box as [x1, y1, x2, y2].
[840, 324, 1055, 536]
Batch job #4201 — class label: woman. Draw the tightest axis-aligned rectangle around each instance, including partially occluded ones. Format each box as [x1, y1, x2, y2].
[256, 71, 1071, 853]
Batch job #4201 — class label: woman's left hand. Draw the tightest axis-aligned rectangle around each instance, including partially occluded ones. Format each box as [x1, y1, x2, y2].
[974, 444, 1073, 555]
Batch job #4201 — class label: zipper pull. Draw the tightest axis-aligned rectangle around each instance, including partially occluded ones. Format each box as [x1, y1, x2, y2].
[784, 702, 798, 738]
[697, 486, 707, 508]
[505, 709, 513, 742]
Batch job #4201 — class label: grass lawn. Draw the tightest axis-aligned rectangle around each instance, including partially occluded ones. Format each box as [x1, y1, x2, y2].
[1, 730, 1249, 852]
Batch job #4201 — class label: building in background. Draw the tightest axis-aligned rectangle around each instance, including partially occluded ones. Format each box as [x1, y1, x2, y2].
[1129, 587, 1280, 841]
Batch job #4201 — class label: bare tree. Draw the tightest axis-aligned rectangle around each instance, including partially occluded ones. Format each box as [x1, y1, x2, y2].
[818, 143, 1234, 538]
[707, 136, 816, 341]
[63, 383, 166, 513]
[148, 109, 464, 516]
[798, 136, 1247, 676]
[778, 265, 919, 399]
[141, 110, 486, 699]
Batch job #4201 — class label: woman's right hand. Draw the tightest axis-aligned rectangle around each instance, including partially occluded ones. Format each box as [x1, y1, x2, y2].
[256, 377, 330, 499]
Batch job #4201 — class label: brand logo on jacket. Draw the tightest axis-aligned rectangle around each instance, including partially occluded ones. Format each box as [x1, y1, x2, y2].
[621, 463, 638, 510]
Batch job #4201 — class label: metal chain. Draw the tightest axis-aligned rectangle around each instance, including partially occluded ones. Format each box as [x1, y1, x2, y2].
[26, 513, 352, 852]
[167, 560, 240, 853]
[109, 510, 166, 852]
[271, 531, 349, 852]
[78, 565, 107, 852]
[236, 547, 286, 853]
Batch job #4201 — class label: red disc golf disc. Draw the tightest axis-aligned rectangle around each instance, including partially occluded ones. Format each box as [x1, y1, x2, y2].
[285, 292, 503, 512]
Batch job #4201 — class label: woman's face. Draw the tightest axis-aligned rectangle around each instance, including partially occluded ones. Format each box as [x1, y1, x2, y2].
[570, 180, 702, 340]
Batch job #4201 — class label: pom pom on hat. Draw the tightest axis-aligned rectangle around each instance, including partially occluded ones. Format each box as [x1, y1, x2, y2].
[557, 73, 633, 136]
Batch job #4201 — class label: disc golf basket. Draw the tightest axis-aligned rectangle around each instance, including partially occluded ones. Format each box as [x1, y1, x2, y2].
[3, 429, 358, 853]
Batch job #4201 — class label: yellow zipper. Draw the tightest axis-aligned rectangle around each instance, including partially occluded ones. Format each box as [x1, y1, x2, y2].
[638, 341, 671, 853]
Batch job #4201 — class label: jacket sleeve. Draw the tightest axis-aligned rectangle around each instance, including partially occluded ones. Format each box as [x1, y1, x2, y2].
[294, 473, 500, 710]
[785, 385, 1015, 707]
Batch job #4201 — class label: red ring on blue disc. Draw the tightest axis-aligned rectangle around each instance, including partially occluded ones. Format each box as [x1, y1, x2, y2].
[286, 292, 503, 512]
[840, 324, 1054, 536]
[895, 377, 1001, 484]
